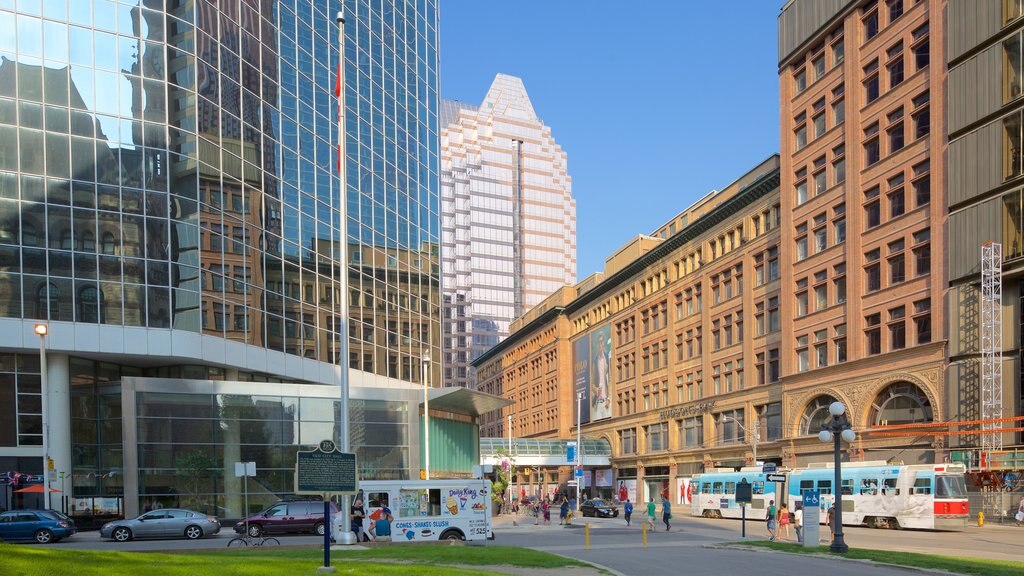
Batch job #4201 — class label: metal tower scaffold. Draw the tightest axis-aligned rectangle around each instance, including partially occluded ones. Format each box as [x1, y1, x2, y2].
[980, 241, 1003, 463]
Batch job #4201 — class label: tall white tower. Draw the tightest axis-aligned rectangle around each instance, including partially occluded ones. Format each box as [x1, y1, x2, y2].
[440, 74, 577, 388]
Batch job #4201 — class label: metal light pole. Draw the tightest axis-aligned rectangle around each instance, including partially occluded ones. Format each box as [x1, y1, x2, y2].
[818, 401, 856, 554]
[423, 352, 430, 480]
[725, 416, 760, 466]
[576, 391, 583, 509]
[333, 9, 356, 548]
[35, 323, 49, 510]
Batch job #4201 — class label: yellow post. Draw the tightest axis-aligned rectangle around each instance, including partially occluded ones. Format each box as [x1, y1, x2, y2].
[978, 511, 985, 527]
[642, 520, 648, 547]
[585, 521, 590, 550]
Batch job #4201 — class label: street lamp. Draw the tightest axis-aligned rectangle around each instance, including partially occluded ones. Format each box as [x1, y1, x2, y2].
[422, 352, 431, 481]
[818, 401, 856, 554]
[723, 415, 760, 466]
[34, 323, 49, 510]
[576, 391, 583, 510]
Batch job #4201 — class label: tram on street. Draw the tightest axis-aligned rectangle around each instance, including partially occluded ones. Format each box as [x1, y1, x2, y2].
[691, 462, 970, 530]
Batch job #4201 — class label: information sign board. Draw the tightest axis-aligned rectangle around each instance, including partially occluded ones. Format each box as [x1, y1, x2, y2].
[295, 439, 357, 495]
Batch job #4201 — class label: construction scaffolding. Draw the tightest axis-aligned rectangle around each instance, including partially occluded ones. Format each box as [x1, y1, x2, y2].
[980, 241, 1003, 460]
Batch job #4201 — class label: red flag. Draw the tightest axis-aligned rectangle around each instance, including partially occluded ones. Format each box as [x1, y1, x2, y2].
[334, 62, 342, 98]
[335, 61, 343, 173]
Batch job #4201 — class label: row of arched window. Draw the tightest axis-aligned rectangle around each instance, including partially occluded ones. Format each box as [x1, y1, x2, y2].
[36, 282, 104, 323]
[800, 382, 932, 434]
[17, 225, 120, 254]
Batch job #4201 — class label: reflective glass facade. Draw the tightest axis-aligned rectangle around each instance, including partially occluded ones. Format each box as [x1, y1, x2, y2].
[0, 0, 440, 374]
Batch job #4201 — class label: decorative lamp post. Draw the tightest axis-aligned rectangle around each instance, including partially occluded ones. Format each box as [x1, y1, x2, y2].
[817, 401, 856, 553]
[34, 323, 49, 510]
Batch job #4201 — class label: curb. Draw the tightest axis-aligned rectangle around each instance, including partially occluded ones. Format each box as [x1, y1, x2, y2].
[706, 543, 964, 576]
[543, 551, 627, 576]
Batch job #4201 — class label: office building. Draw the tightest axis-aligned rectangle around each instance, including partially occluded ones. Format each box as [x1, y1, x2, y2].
[0, 0, 503, 521]
[440, 74, 576, 388]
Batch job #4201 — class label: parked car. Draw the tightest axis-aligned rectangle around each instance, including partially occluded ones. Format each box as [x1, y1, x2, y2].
[0, 509, 77, 543]
[580, 499, 619, 518]
[234, 499, 337, 537]
[100, 508, 220, 542]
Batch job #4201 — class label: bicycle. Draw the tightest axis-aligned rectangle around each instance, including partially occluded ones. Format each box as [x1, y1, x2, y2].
[227, 533, 280, 547]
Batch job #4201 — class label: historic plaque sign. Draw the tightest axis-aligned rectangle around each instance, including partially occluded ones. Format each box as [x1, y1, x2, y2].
[295, 439, 357, 495]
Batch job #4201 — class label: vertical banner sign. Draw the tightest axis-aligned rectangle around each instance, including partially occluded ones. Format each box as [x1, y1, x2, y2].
[573, 335, 591, 425]
[590, 325, 613, 421]
[566, 442, 577, 464]
[802, 491, 821, 547]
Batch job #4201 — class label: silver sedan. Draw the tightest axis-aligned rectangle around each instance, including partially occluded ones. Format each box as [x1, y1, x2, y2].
[100, 509, 221, 542]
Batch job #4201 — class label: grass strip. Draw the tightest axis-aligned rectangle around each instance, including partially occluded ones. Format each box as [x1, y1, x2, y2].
[733, 540, 1024, 576]
[0, 543, 584, 576]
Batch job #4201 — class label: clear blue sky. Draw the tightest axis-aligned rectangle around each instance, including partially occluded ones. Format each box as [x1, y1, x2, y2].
[440, 0, 783, 281]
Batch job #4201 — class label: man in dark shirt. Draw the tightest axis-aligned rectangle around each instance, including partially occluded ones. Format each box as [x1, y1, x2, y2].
[351, 497, 370, 542]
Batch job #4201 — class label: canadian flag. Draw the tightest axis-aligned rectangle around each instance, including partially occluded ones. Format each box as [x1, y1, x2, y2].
[334, 61, 343, 173]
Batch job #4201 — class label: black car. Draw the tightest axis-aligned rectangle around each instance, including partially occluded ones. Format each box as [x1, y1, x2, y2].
[580, 499, 619, 518]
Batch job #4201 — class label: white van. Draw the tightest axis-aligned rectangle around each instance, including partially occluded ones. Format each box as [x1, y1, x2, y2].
[347, 479, 493, 542]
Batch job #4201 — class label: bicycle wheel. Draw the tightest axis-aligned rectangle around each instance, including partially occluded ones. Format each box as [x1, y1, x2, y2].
[227, 536, 249, 547]
[259, 537, 280, 546]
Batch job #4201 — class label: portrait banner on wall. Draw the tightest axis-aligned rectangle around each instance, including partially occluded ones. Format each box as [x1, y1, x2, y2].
[573, 335, 591, 425]
[616, 478, 638, 503]
[594, 469, 613, 487]
[590, 324, 612, 421]
[676, 477, 693, 505]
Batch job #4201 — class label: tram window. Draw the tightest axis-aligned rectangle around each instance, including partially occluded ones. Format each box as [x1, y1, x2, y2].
[725, 482, 736, 493]
[753, 481, 765, 495]
[693, 482, 702, 494]
[860, 478, 879, 495]
[936, 475, 967, 498]
[882, 478, 899, 495]
[912, 478, 931, 494]
[817, 480, 832, 494]
[712, 482, 724, 494]
[799, 480, 815, 494]
[841, 479, 854, 495]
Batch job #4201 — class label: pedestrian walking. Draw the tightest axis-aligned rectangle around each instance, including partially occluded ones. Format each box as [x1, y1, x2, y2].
[559, 496, 569, 525]
[793, 504, 804, 544]
[543, 500, 551, 525]
[623, 499, 633, 527]
[778, 503, 791, 541]
[766, 499, 777, 542]
[662, 496, 672, 531]
[646, 497, 657, 531]
[826, 505, 835, 543]
[1016, 495, 1024, 527]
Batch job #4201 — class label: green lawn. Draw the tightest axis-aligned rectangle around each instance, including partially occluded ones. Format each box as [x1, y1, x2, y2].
[0, 543, 588, 576]
[737, 541, 1024, 576]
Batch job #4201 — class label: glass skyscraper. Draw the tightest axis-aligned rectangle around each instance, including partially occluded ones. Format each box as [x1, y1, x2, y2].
[0, 0, 442, 519]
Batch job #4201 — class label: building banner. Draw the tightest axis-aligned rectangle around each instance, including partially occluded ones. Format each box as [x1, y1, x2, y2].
[573, 335, 591, 424]
[590, 324, 612, 421]
[616, 479, 638, 504]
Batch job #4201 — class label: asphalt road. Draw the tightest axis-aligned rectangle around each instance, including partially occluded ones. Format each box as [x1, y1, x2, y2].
[488, 512, 1024, 575]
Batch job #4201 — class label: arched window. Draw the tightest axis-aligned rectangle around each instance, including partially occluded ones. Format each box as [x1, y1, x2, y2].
[60, 229, 73, 250]
[38, 283, 59, 320]
[801, 394, 839, 435]
[81, 231, 95, 252]
[78, 285, 99, 323]
[101, 232, 116, 255]
[22, 223, 38, 247]
[870, 382, 932, 426]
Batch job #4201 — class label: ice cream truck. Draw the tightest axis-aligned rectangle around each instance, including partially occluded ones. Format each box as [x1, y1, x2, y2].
[351, 479, 494, 542]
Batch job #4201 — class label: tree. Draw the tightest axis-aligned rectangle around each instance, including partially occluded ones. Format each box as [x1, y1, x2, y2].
[174, 450, 216, 511]
[491, 447, 517, 510]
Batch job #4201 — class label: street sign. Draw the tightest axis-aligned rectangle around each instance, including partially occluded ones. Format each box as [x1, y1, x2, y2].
[766, 473, 787, 483]
[235, 461, 256, 477]
[574, 466, 583, 478]
[761, 463, 777, 473]
[802, 491, 820, 508]
[295, 439, 357, 495]
[802, 491, 821, 547]
[566, 442, 577, 463]
[567, 480, 578, 487]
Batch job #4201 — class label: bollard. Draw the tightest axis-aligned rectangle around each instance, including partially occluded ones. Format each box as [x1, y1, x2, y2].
[978, 511, 984, 527]
[585, 522, 590, 550]
[642, 520, 648, 548]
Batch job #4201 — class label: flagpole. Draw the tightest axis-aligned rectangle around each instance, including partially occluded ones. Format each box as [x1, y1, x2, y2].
[334, 8, 356, 548]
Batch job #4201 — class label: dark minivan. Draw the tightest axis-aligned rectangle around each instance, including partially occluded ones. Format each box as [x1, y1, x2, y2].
[234, 500, 337, 537]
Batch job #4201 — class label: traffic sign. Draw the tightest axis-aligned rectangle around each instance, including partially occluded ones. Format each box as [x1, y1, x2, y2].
[567, 480, 578, 487]
[574, 466, 583, 478]
[761, 463, 777, 473]
[766, 473, 787, 483]
[802, 491, 820, 507]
